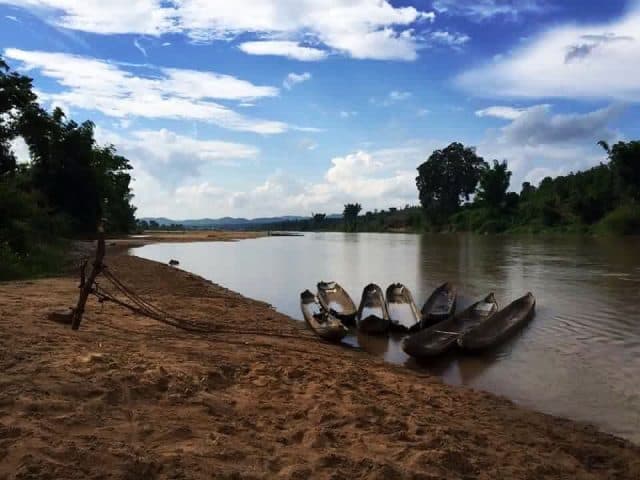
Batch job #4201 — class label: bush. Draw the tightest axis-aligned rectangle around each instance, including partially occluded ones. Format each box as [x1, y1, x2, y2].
[478, 219, 508, 234]
[596, 205, 640, 235]
[0, 239, 68, 281]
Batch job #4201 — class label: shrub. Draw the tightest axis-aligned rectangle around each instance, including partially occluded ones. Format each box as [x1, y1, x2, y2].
[596, 205, 640, 235]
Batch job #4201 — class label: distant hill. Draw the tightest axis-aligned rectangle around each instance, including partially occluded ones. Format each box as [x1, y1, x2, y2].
[140, 216, 311, 229]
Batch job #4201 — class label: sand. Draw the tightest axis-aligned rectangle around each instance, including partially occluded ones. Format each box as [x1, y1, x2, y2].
[0, 234, 638, 479]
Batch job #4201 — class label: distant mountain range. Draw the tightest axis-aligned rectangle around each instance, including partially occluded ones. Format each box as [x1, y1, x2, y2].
[140, 215, 338, 229]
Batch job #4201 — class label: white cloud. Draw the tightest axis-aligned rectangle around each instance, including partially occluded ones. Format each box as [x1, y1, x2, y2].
[239, 41, 328, 61]
[372, 90, 413, 106]
[499, 104, 624, 145]
[524, 166, 568, 186]
[95, 127, 259, 184]
[298, 138, 318, 151]
[416, 108, 430, 116]
[476, 104, 620, 190]
[433, 0, 545, 20]
[475, 106, 529, 120]
[430, 31, 470, 48]
[339, 111, 357, 118]
[9, 136, 30, 164]
[5, 15, 19, 22]
[4, 48, 290, 134]
[283, 72, 311, 90]
[127, 142, 435, 218]
[5, 0, 435, 61]
[225, 150, 419, 216]
[133, 38, 147, 57]
[389, 90, 412, 102]
[1, 0, 178, 34]
[456, 5, 640, 101]
[129, 129, 258, 164]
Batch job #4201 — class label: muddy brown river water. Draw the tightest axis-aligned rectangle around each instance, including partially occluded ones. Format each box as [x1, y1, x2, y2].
[134, 232, 640, 443]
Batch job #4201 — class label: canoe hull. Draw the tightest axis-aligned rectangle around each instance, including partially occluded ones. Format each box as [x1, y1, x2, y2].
[458, 293, 535, 352]
[421, 282, 457, 328]
[317, 281, 357, 326]
[385, 283, 421, 331]
[357, 284, 390, 334]
[358, 314, 390, 334]
[300, 290, 349, 342]
[403, 293, 498, 358]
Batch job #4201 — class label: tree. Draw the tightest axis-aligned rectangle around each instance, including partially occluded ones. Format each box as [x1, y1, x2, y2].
[520, 182, 536, 201]
[343, 203, 362, 231]
[312, 212, 326, 228]
[477, 160, 512, 211]
[416, 142, 487, 223]
[601, 140, 640, 202]
[1, 57, 137, 234]
[0, 58, 39, 176]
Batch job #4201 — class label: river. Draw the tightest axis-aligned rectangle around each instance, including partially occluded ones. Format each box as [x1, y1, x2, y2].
[133, 232, 640, 443]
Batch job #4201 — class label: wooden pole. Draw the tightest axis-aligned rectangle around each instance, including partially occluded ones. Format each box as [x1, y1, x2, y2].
[71, 223, 105, 330]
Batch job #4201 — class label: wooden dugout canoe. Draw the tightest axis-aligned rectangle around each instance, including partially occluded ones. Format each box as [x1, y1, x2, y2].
[403, 293, 498, 358]
[300, 289, 349, 342]
[386, 283, 421, 331]
[356, 283, 390, 334]
[317, 281, 357, 326]
[458, 292, 536, 351]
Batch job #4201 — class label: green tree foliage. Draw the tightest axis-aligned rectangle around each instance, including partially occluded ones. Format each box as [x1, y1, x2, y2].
[477, 160, 512, 211]
[416, 142, 487, 223]
[0, 56, 137, 278]
[343, 203, 362, 231]
[603, 140, 640, 202]
[312, 213, 326, 228]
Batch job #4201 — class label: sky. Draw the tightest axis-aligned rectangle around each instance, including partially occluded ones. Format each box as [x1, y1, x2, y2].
[1, 0, 639, 219]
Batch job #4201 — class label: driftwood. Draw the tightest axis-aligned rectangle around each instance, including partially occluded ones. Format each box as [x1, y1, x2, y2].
[70, 224, 105, 330]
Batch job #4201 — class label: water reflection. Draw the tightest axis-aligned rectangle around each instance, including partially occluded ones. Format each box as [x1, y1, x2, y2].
[134, 232, 640, 443]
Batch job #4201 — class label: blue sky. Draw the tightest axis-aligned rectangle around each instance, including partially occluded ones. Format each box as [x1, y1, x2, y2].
[1, 0, 639, 218]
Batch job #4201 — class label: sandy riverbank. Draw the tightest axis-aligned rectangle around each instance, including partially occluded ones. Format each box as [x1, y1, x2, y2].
[0, 236, 638, 479]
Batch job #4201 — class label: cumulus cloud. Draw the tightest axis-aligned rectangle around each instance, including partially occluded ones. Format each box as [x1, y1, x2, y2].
[228, 151, 418, 216]
[429, 31, 470, 48]
[5, 0, 436, 61]
[239, 41, 328, 61]
[499, 104, 624, 145]
[476, 104, 621, 189]
[95, 127, 259, 186]
[124, 142, 435, 218]
[4, 48, 290, 134]
[456, 6, 640, 101]
[283, 72, 311, 90]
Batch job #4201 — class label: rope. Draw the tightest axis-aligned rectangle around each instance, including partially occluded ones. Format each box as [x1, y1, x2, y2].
[90, 265, 316, 341]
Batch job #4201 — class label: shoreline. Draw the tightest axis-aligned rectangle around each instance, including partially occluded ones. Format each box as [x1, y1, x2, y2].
[0, 233, 638, 479]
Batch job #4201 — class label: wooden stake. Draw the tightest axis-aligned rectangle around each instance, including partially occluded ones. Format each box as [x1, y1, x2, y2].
[71, 223, 105, 330]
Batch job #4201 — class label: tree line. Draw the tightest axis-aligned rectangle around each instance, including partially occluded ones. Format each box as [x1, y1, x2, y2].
[417, 141, 640, 234]
[1, 58, 136, 279]
[254, 140, 640, 235]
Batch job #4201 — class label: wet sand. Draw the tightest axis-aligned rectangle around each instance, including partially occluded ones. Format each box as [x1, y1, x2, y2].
[0, 235, 638, 479]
